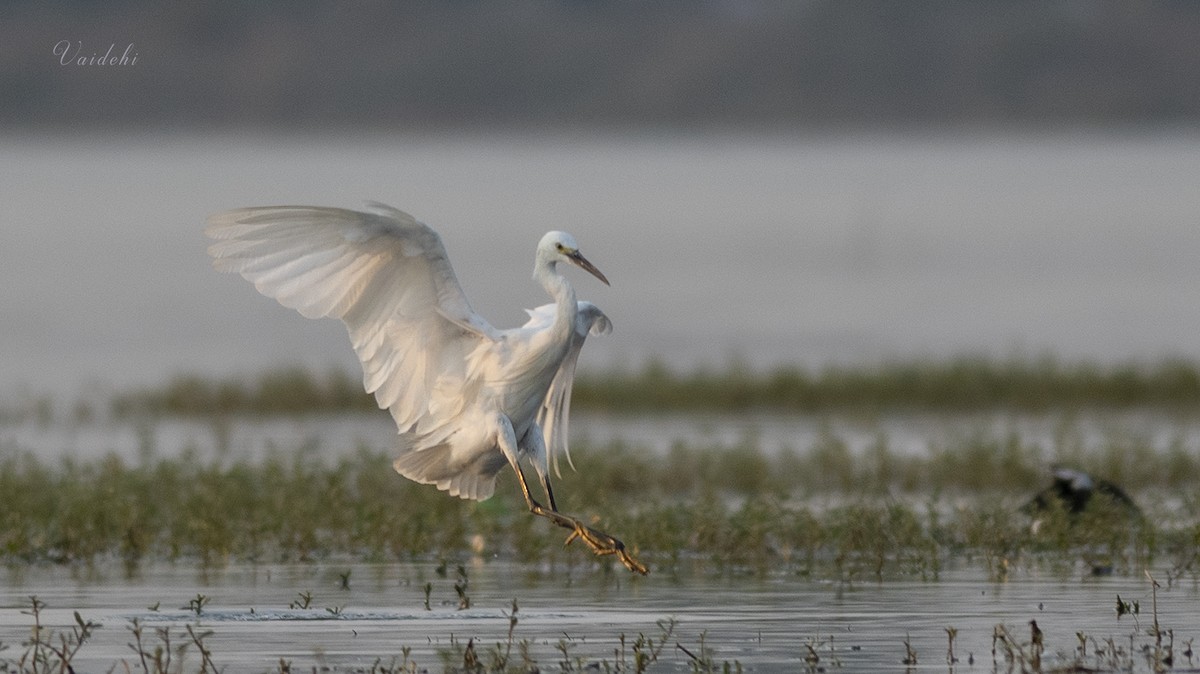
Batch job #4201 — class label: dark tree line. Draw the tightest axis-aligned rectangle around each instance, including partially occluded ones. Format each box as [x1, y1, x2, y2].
[6, 1, 1200, 130]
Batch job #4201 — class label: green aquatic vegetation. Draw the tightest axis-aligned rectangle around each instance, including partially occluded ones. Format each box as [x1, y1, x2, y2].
[0, 428, 1193, 577]
[925, 429, 1044, 493]
[108, 367, 377, 419]
[901, 632, 918, 666]
[824, 502, 933, 580]
[453, 564, 471, 610]
[185, 594, 210, 616]
[124, 615, 218, 674]
[988, 574, 1178, 673]
[800, 633, 841, 671]
[675, 630, 741, 674]
[97, 356, 1200, 421]
[944, 626, 958, 665]
[623, 618, 677, 673]
[289, 591, 313, 610]
[6, 596, 97, 674]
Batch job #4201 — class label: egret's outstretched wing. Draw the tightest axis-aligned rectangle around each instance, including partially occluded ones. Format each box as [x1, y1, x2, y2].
[205, 203, 497, 431]
[524, 301, 611, 477]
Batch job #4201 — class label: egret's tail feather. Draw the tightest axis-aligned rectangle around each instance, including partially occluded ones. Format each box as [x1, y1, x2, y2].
[443, 472, 496, 502]
[392, 441, 501, 501]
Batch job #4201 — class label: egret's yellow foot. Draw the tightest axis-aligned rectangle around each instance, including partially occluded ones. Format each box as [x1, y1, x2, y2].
[518, 473, 647, 574]
[562, 519, 648, 575]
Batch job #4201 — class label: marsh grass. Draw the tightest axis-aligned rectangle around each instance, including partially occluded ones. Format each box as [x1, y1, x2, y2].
[14, 361, 1194, 577]
[4, 596, 98, 674]
[0, 428, 1194, 581]
[987, 574, 1183, 673]
[97, 357, 1200, 420]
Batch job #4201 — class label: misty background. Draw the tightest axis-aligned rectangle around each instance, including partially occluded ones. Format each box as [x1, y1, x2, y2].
[3, 1, 1200, 399]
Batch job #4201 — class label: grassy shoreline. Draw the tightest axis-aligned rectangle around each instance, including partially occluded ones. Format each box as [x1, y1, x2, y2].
[86, 357, 1200, 421]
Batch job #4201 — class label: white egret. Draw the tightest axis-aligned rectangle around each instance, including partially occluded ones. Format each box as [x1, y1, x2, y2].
[205, 203, 646, 574]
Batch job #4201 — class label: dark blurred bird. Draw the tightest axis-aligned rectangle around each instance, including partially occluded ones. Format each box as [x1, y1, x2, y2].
[1023, 465, 1140, 519]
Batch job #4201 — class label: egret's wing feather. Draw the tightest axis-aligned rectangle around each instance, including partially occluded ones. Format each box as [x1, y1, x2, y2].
[520, 303, 557, 331]
[530, 301, 611, 477]
[582, 301, 613, 338]
[206, 204, 497, 431]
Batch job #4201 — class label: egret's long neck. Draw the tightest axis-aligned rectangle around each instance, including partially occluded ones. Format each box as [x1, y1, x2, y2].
[534, 259, 577, 340]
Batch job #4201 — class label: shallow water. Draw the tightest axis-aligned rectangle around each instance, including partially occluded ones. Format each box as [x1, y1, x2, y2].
[1, 411, 1197, 672]
[0, 560, 1195, 672]
[5, 408, 1200, 466]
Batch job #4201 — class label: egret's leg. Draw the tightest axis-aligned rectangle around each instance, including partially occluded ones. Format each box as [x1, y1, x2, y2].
[522, 422, 559, 512]
[494, 414, 573, 524]
[515, 421, 648, 575]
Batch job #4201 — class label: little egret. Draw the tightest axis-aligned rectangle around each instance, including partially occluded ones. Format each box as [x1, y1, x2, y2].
[205, 203, 646, 574]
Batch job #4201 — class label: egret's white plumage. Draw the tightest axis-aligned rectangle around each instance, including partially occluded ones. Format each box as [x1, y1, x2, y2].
[205, 203, 646, 573]
[524, 300, 612, 478]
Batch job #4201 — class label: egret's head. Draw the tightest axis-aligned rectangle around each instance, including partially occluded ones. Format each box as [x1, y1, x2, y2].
[538, 230, 609, 286]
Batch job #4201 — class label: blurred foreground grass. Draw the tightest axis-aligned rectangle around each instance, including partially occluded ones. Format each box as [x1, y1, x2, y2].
[1, 432, 1197, 581]
[94, 356, 1200, 419]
